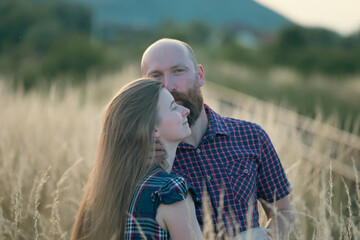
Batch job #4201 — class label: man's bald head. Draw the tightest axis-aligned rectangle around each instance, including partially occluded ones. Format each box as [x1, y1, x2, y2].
[141, 38, 198, 76]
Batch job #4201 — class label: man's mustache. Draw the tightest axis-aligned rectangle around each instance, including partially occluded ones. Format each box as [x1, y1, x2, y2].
[171, 91, 187, 102]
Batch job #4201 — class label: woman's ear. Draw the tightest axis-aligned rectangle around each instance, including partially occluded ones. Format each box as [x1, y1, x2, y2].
[154, 128, 160, 138]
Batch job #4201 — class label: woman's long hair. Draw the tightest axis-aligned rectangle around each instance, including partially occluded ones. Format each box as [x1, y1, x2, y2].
[71, 79, 164, 240]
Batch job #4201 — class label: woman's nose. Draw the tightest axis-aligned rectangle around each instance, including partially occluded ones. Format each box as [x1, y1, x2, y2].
[181, 106, 190, 117]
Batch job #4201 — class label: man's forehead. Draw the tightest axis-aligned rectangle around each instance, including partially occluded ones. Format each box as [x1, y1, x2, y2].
[149, 40, 184, 52]
[146, 43, 186, 59]
[143, 45, 191, 72]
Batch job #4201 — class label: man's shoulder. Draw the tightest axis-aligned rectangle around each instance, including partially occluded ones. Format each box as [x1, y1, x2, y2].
[205, 104, 268, 137]
[221, 114, 263, 133]
[221, 114, 254, 126]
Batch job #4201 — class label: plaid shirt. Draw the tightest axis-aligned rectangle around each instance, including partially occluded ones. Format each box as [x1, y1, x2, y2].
[125, 167, 201, 239]
[171, 104, 292, 234]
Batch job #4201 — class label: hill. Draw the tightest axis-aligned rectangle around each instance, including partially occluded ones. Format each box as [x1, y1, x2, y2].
[74, 0, 293, 34]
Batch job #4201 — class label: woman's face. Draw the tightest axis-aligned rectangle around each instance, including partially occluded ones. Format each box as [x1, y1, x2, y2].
[155, 88, 191, 143]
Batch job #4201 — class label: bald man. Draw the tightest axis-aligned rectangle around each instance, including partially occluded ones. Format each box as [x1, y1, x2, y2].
[141, 38, 294, 239]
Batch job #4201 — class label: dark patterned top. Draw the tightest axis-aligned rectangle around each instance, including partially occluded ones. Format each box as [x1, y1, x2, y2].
[125, 166, 201, 239]
[172, 104, 292, 234]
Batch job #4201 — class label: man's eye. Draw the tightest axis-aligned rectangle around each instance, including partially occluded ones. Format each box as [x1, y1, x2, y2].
[175, 69, 184, 74]
[152, 74, 160, 79]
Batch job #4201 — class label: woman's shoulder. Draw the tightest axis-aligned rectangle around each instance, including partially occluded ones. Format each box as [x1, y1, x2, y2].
[143, 167, 182, 187]
[156, 170, 185, 184]
[151, 170, 201, 206]
[129, 168, 182, 212]
[145, 168, 186, 194]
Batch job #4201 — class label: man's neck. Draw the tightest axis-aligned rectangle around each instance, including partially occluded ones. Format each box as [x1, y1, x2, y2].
[183, 106, 208, 148]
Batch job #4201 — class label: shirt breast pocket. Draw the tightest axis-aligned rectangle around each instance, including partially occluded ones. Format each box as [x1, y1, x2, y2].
[225, 158, 257, 204]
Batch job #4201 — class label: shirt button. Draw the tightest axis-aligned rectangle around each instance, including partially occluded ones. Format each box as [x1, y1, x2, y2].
[207, 175, 212, 181]
[243, 169, 249, 174]
[196, 149, 201, 154]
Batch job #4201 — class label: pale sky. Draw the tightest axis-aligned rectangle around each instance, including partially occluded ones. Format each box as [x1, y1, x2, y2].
[254, 0, 360, 35]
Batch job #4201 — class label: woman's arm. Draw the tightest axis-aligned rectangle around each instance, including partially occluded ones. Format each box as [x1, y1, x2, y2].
[156, 192, 203, 240]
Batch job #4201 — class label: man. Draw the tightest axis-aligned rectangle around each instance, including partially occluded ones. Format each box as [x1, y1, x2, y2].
[141, 38, 294, 239]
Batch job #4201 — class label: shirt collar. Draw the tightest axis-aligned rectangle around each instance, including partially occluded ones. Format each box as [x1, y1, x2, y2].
[177, 104, 230, 149]
[204, 104, 230, 137]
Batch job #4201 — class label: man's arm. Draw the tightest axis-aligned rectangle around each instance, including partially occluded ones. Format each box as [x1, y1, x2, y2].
[261, 196, 295, 240]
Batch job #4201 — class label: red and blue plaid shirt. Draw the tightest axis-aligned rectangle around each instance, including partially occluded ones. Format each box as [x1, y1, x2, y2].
[171, 104, 292, 234]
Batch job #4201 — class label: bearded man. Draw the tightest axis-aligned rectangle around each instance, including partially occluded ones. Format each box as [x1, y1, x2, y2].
[141, 38, 294, 239]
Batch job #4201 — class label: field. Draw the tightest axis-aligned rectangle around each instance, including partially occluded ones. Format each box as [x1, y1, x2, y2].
[0, 66, 359, 239]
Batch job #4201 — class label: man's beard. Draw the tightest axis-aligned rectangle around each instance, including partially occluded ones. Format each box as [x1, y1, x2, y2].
[172, 83, 203, 127]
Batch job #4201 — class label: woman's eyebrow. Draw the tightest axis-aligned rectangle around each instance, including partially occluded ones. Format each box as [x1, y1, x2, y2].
[170, 100, 175, 109]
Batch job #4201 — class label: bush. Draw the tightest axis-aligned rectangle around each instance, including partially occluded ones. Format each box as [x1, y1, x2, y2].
[43, 35, 105, 84]
[268, 26, 360, 76]
[0, 0, 100, 89]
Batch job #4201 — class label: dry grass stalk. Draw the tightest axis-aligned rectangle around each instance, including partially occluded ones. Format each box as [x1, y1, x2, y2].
[34, 168, 50, 240]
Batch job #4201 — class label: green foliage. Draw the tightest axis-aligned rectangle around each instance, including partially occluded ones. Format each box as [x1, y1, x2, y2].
[157, 21, 211, 45]
[43, 35, 105, 82]
[95, 21, 212, 67]
[0, 0, 106, 90]
[268, 26, 360, 76]
[23, 19, 65, 55]
[52, 2, 91, 34]
[206, 29, 269, 70]
[109, 27, 157, 64]
[0, 0, 87, 53]
[0, 0, 39, 51]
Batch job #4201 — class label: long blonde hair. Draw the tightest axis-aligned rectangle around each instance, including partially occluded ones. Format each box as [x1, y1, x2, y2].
[71, 78, 164, 240]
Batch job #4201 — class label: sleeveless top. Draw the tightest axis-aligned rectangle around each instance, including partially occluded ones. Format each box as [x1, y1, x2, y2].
[124, 166, 201, 239]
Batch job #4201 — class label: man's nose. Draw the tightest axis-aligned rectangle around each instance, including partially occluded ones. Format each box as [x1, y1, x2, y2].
[163, 75, 176, 92]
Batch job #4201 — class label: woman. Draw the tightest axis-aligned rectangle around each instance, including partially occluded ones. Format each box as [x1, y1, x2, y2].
[71, 78, 203, 240]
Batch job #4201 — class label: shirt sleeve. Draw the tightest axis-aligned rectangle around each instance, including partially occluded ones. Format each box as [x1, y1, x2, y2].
[254, 124, 292, 203]
[151, 176, 201, 211]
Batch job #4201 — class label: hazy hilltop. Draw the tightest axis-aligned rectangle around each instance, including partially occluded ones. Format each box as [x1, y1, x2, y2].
[74, 0, 293, 32]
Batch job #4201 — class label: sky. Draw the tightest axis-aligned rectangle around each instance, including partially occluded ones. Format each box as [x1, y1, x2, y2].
[254, 0, 360, 35]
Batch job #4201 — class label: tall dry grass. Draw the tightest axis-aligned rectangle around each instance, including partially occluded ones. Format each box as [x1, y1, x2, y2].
[0, 66, 359, 239]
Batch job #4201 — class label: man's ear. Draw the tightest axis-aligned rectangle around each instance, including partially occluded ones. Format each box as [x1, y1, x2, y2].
[197, 64, 205, 87]
[154, 128, 160, 138]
